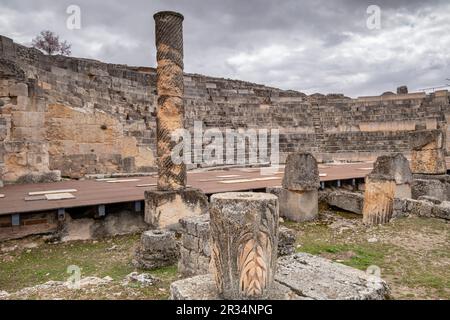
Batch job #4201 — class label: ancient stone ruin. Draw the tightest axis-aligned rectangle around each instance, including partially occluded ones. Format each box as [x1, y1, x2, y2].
[143, 11, 208, 230]
[209, 192, 279, 299]
[268, 152, 320, 222]
[171, 191, 389, 300]
[0, 8, 449, 302]
[362, 153, 412, 225]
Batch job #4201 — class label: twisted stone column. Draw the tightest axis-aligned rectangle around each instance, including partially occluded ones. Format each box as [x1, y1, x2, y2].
[210, 192, 279, 300]
[154, 11, 186, 190]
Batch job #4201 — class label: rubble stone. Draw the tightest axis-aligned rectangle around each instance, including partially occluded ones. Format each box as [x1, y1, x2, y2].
[327, 190, 364, 214]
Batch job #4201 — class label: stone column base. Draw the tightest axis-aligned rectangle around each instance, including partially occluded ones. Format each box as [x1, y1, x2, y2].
[133, 229, 179, 270]
[268, 187, 318, 222]
[144, 187, 209, 229]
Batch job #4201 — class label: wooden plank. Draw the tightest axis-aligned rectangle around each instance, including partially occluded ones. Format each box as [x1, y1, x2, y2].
[24, 196, 47, 201]
[136, 183, 157, 187]
[29, 189, 78, 196]
[216, 175, 241, 178]
[219, 177, 280, 184]
[105, 179, 141, 183]
[45, 193, 76, 200]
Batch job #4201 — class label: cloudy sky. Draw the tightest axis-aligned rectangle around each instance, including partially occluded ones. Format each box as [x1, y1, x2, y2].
[1, 0, 449, 97]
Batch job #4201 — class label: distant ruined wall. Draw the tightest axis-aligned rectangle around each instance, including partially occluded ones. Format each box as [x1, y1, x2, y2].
[1, 35, 449, 183]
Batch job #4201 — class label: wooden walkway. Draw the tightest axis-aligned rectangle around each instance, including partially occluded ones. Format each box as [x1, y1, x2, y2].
[0, 160, 448, 216]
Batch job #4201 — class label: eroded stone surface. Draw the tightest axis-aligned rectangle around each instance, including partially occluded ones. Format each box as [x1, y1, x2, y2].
[412, 179, 447, 202]
[282, 152, 320, 191]
[369, 153, 412, 184]
[178, 214, 210, 277]
[393, 197, 450, 220]
[171, 253, 389, 300]
[268, 187, 318, 222]
[275, 253, 389, 300]
[363, 177, 396, 225]
[327, 190, 364, 215]
[278, 226, 296, 256]
[144, 187, 209, 229]
[411, 149, 447, 175]
[410, 130, 447, 175]
[410, 129, 444, 151]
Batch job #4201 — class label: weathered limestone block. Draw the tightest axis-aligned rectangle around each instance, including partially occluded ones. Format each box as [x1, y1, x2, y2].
[210, 192, 279, 300]
[370, 153, 412, 198]
[327, 190, 364, 214]
[144, 188, 208, 229]
[285, 189, 318, 222]
[410, 130, 447, 175]
[170, 253, 389, 300]
[393, 197, 450, 220]
[411, 149, 447, 175]
[362, 177, 396, 225]
[370, 153, 412, 185]
[410, 129, 444, 151]
[363, 154, 414, 225]
[133, 230, 179, 270]
[432, 201, 450, 220]
[282, 152, 320, 191]
[412, 179, 447, 202]
[275, 253, 389, 300]
[267, 187, 318, 222]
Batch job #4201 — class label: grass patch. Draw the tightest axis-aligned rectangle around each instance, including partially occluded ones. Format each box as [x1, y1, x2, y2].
[298, 242, 388, 270]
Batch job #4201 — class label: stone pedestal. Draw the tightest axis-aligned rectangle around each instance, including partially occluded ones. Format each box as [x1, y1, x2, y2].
[170, 253, 389, 300]
[133, 230, 179, 270]
[410, 130, 447, 175]
[210, 192, 279, 300]
[273, 153, 320, 222]
[144, 187, 209, 229]
[268, 187, 318, 222]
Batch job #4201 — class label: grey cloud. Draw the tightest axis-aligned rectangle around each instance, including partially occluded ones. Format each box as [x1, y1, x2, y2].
[0, 0, 449, 97]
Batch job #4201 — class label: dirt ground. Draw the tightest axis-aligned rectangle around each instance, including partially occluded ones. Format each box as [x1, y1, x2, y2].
[0, 205, 449, 300]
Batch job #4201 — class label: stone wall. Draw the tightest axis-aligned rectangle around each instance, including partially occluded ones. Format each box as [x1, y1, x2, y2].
[1, 35, 449, 182]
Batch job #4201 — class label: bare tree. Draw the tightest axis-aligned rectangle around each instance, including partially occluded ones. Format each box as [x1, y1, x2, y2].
[32, 30, 72, 56]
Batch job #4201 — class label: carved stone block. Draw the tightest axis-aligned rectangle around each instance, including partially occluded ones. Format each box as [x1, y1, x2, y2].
[210, 192, 279, 299]
[144, 187, 209, 229]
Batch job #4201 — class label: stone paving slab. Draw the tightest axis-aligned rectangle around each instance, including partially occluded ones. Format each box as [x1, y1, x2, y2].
[170, 253, 389, 300]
